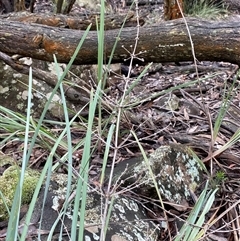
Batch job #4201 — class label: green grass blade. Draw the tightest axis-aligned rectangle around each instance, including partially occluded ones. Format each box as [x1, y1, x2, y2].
[18, 25, 91, 237]
[6, 67, 33, 241]
[25, 24, 92, 164]
[100, 124, 115, 185]
[69, 82, 101, 240]
[175, 182, 217, 241]
[175, 182, 208, 241]
[191, 188, 218, 240]
[213, 70, 239, 140]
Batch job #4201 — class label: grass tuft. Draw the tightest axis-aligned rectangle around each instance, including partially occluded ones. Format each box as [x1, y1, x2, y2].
[185, 0, 227, 18]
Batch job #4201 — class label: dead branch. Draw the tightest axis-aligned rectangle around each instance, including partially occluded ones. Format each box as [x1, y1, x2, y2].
[0, 17, 240, 65]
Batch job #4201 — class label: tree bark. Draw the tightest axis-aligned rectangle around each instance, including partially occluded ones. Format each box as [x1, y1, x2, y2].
[0, 18, 240, 65]
[164, 0, 183, 20]
[0, 11, 144, 30]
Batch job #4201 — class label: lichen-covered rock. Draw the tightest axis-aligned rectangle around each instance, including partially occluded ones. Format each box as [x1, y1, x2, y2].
[26, 174, 160, 241]
[4, 144, 202, 240]
[0, 155, 40, 221]
[83, 192, 159, 241]
[0, 60, 65, 119]
[0, 60, 91, 119]
[0, 60, 120, 119]
[108, 143, 203, 205]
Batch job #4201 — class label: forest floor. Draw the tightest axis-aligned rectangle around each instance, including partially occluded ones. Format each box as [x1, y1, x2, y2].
[1, 1, 240, 240]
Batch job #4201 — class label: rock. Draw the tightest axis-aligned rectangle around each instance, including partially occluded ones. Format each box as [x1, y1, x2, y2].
[26, 174, 160, 241]
[0, 60, 64, 119]
[107, 143, 203, 205]
[0, 59, 121, 119]
[0, 59, 90, 119]
[2, 144, 203, 240]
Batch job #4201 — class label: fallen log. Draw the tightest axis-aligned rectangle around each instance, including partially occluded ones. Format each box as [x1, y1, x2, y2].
[0, 11, 144, 30]
[0, 17, 240, 65]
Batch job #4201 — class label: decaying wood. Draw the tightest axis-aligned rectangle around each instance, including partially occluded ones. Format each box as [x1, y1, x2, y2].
[1, 11, 144, 30]
[164, 0, 183, 20]
[0, 18, 240, 65]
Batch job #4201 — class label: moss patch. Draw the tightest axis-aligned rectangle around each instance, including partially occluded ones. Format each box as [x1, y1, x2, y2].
[0, 157, 40, 221]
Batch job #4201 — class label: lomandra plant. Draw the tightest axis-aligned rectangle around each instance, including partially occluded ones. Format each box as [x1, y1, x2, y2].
[4, 0, 136, 240]
[175, 182, 218, 241]
[5, 23, 92, 241]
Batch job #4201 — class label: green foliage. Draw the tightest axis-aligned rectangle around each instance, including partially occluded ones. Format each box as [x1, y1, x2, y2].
[215, 170, 226, 183]
[184, 0, 227, 18]
[175, 182, 218, 241]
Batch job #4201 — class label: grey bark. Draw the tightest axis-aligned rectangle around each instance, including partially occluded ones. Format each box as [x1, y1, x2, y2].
[0, 18, 240, 65]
